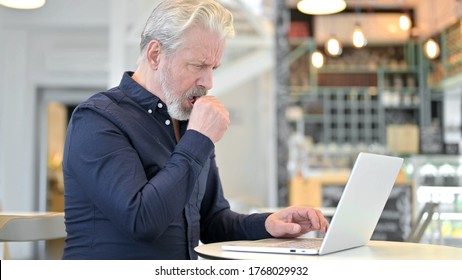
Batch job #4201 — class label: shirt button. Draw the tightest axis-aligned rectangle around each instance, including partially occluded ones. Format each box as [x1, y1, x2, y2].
[148, 109, 153, 114]
[165, 120, 171, 125]
[158, 103, 163, 109]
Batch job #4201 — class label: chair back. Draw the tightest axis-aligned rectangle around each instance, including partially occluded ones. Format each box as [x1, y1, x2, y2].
[0, 212, 66, 241]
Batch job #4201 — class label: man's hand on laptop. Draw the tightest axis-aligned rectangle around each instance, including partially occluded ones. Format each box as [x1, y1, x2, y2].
[265, 206, 329, 238]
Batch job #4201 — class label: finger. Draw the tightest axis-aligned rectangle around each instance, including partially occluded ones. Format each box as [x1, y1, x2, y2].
[285, 222, 302, 235]
[313, 209, 329, 233]
[304, 208, 321, 230]
[271, 219, 302, 237]
[321, 218, 329, 233]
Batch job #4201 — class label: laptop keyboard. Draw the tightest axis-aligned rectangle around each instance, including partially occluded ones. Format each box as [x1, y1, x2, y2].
[270, 239, 322, 249]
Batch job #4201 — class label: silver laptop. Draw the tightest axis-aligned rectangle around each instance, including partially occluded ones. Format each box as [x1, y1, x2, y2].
[222, 152, 403, 255]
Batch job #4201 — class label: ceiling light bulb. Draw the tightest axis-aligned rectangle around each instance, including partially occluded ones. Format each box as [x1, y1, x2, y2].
[424, 38, 440, 60]
[399, 14, 411, 31]
[311, 51, 324, 68]
[297, 0, 346, 15]
[0, 0, 45, 9]
[325, 37, 342, 56]
[352, 25, 367, 48]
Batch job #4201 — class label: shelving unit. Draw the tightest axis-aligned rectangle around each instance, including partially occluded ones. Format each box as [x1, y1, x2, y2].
[296, 87, 382, 144]
[428, 19, 462, 88]
[444, 20, 462, 79]
[288, 42, 422, 168]
[423, 18, 462, 155]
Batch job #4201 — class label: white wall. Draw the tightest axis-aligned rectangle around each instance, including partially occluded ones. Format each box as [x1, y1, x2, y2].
[216, 71, 276, 211]
[0, 2, 111, 259]
[0, 30, 35, 212]
[0, 29, 37, 259]
[0, 1, 111, 213]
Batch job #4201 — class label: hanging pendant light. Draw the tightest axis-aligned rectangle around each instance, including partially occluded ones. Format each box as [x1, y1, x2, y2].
[423, 0, 440, 60]
[325, 36, 342, 57]
[311, 50, 324, 68]
[399, 14, 412, 31]
[297, 0, 346, 15]
[352, 23, 367, 48]
[0, 0, 46, 9]
[424, 38, 440, 60]
[352, 7, 366, 48]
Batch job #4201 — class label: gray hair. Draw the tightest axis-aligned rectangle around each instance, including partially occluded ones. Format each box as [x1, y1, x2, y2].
[138, 0, 235, 63]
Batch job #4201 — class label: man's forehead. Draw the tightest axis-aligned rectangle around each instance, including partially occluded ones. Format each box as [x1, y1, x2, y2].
[179, 29, 225, 63]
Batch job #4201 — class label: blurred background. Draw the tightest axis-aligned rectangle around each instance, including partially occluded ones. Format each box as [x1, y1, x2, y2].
[1, 0, 461, 259]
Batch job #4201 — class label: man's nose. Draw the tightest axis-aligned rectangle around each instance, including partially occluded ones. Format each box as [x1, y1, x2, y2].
[197, 68, 213, 90]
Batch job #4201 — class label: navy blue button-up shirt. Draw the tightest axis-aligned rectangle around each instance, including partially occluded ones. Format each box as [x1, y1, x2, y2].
[61, 72, 271, 259]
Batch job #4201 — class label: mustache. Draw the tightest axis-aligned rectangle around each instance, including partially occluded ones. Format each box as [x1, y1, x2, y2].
[186, 87, 207, 98]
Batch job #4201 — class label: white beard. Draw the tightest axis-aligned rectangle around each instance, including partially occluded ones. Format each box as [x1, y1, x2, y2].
[159, 65, 207, 121]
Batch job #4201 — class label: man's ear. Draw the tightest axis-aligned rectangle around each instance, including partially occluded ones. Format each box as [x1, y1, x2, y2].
[146, 40, 162, 70]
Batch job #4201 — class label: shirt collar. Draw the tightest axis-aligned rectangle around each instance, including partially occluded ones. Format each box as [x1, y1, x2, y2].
[118, 71, 168, 115]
